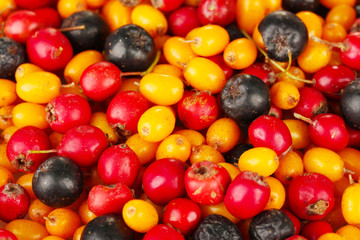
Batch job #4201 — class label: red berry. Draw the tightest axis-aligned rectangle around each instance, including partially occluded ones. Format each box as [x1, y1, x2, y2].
[151, 0, 184, 12]
[4, 10, 44, 44]
[248, 115, 292, 156]
[6, 126, 51, 173]
[286, 236, 308, 240]
[0, 183, 30, 222]
[88, 182, 134, 216]
[142, 158, 187, 206]
[33, 7, 61, 28]
[80, 61, 122, 102]
[46, 93, 92, 133]
[300, 220, 334, 240]
[308, 113, 349, 151]
[177, 90, 218, 130]
[57, 125, 108, 167]
[313, 65, 355, 99]
[197, 0, 236, 26]
[168, 6, 201, 37]
[224, 171, 270, 219]
[268, 104, 283, 119]
[347, 125, 360, 148]
[162, 198, 202, 236]
[288, 173, 335, 220]
[97, 143, 140, 187]
[14, 0, 52, 10]
[27, 27, 73, 71]
[340, 32, 360, 71]
[282, 209, 301, 235]
[143, 224, 185, 240]
[185, 160, 231, 205]
[241, 62, 276, 87]
[0, 229, 18, 240]
[106, 91, 150, 137]
[291, 87, 328, 119]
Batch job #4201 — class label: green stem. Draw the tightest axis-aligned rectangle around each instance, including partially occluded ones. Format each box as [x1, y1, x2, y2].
[141, 50, 161, 76]
[27, 149, 57, 155]
[120, 50, 161, 77]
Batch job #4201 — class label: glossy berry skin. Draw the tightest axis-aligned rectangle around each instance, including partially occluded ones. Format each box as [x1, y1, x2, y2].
[151, 0, 184, 11]
[14, 0, 52, 10]
[248, 115, 292, 156]
[168, 6, 201, 37]
[0, 229, 18, 240]
[241, 62, 276, 87]
[197, 0, 236, 26]
[6, 126, 51, 173]
[27, 27, 73, 72]
[309, 113, 349, 152]
[220, 74, 271, 127]
[291, 87, 328, 119]
[162, 198, 202, 236]
[285, 236, 308, 240]
[224, 171, 270, 219]
[288, 173, 335, 220]
[4, 10, 44, 44]
[185, 161, 231, 205]
[87, 183, 134, 216]
[0, 183, 30, 222]
[0, 37, 26, 80]
[32, 156, 84, 208]
[341, 78, 360, 130]
[300, 220, 333, 240]
[258, 10, 308, 62]
[104, 24, 157, 72]
[80, 61, 122, 102]
[268, 104, 283, 119]
[57, 125, 108, 167]
[106, 91, 150, 137]
[340, 32, 360, 71]
[46, 93, 92, 133]
[81, 214, 134, 240]
[177, 91, 218, 130]
[313, 65, 355, 99]
[60, 10, 111, 53]
[282, 210, 301, 235]
[142, 158, 187, 206]
[249, 209, 295, 240]
[144, 224, 185, 240]
[97, 144, 140, 187]
[33, 7, 61, 28]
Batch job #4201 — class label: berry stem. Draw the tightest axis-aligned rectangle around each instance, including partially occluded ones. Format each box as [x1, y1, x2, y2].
[310, 35, 347, 52]
[141, 50, 161, 76]
[120, 50, 161, 77]
[58, 25, 86, 32]
[240, 29, 315, 85]
[61, 82, 76, 88]
[293, 113, 313, 124]
[27, 149, 57, 155]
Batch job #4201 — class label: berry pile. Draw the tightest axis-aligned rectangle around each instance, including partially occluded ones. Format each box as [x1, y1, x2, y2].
[1, 0, 360, 239]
